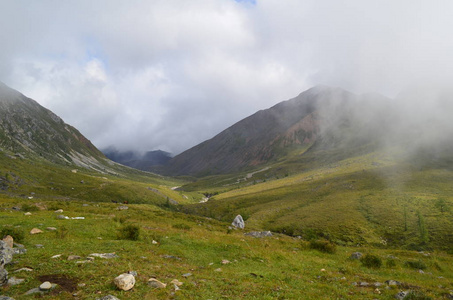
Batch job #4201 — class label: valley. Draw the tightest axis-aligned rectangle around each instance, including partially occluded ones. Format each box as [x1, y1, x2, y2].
[1, 82, 452, 299]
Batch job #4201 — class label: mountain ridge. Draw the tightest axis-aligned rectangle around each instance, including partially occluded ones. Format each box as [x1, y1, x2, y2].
[0, 81, 109, 172]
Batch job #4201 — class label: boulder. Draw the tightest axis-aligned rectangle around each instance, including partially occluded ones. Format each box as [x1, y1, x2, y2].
[114, 273, 135, 291]
[39, 281, 52, 290]
[0, 241, 14, 266]
[0, 296, 15, 300]
[231, 215, 245, 229]
[2, 236, 13, 249]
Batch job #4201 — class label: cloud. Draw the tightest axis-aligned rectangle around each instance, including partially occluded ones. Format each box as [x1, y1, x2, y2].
[1, 0, 452, 154]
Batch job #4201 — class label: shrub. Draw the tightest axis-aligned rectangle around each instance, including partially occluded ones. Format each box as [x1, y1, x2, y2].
[21, 203, 39, 212]
[361, 254, 382, 269]
[309, 239, 337, 254]
[172, 223, 191, 230]
[386, 258, 397, 268]
[117, 224, 140, 241]
[404, 260, 427, 270]
[0, 226, 25, 243]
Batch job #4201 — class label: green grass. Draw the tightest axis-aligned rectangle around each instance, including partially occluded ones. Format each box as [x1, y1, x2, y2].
[1, 140, 453, 298]
[181, 151, 453, 252]
[1, 197, 452, 299]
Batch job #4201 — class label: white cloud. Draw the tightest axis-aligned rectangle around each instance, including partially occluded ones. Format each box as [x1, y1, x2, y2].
[1, 0, 453, 154]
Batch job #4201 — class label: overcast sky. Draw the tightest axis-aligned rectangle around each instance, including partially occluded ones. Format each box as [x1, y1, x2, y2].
[1, 0, 452, 154]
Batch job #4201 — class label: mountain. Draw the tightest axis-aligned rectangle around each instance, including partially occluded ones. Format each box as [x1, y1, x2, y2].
[158, 86, 393, 176]
[0, 81, 109, 171]
[102, 147, 172, 171]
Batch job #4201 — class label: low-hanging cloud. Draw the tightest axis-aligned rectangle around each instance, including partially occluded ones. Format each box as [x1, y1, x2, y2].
[1, 0, 453, 154]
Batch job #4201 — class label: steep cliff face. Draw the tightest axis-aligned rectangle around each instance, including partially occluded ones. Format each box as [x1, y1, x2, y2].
[0, 81, 107, 170]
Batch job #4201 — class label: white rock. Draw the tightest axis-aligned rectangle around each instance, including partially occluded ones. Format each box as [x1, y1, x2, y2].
[114, 273, 135, 291]
[54, 209, 64, 213]
[148, 278, 167, 288]
[39, 281, 52, 290]
[30, 228, 43, 234]
[24, 212, 32, 216]
[231, 215, 245, 229]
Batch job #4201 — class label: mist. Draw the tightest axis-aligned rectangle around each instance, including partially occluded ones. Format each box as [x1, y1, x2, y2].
[1, 1, 453, 155]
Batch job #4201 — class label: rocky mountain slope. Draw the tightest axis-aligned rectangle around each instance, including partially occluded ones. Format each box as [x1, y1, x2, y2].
[158, 86, 392, 176]
[0, 81, 109, 171]
[158, 84, 453, 177]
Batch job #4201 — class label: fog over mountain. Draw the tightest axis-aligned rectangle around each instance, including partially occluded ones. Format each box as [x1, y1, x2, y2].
[1, 1, 453, 154]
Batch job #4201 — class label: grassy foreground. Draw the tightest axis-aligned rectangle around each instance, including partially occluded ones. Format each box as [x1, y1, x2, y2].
[1, 196, 453, 299]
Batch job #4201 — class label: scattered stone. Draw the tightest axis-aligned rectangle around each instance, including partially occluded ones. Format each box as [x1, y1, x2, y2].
[71, 217, 85, 220]
[56, 215, 68, 219]
[244, 231, 272, 238]
[24, 288, 43, 295]
[13, 267, 33, 273]
[82, 204, 89, 207]
[39, 281, 52, 290]
[96, 295, 120, 300]
[152, 240, 158, 245]
[7, 276, 24, 286]
[67, 255, 82, 261]
[395, 290, 409, 300]
[114, 273, 135, 291]
[2, 236, 13, 249]
[182, 273, 192, 278]
[12, 248, 27, 255]
[0, 295, 15, 300]
[24, 212, 32, 216]
[374, 288, 381, 294]
[76, 260, 92, 264]
[373, 282, 383, 287]
[231, 215, 245, 229]
[147, 278, 166, 288]
[51, 254, 62, 259]
[171, 279, 183, 287]
[35, 244, 44, 248]
[54, 209, 63, 213]
[90, 253, 119, 259]
[350, 252, 363, 260]
[117, 206, 128, 210]
[359, 282, 369, 287]
[161, 255, 181, 260]
[418, 269, 425, 274]
[221, 260, 231, 265]
[320, 269, 326, 272]
[46, 227, 57, 231]
[385, 280, 401, 286]
[30, 228, 43, 235]
[214, 268, 222, 272]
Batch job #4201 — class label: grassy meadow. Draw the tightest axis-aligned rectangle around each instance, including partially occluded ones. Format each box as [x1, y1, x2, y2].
[1, 148, 453, 299]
